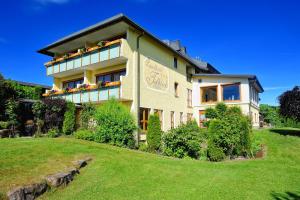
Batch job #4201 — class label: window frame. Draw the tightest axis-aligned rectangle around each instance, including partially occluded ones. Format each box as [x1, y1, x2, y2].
[174, 57, 178, 69]
[62, 78, 84, 89]
[139, 107, 150, 132]
[95, 69, 126, 84]
[187, 89, 192, 107]
[200, 85, 218, 104]
[221, 82, 241, 102]
[174, 82, 179, 97]
[170, 111, 175, 129]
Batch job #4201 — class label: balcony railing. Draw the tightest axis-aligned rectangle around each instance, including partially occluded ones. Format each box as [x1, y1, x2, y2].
[45, 39, 122, 76]
[44, 82, 121, 103]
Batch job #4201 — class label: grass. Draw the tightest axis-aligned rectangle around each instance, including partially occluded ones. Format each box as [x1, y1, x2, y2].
[0, 129, 300, 200]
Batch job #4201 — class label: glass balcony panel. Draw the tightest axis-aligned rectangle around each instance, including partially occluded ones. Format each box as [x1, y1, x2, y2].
[100, 47, 109, 61]
[53, 63, 59, 73]
[109, 86, 120, 98]
[99, 89, 108, 101]
[81, 92, 89, 103]
[60, 61, 66, 72]
[47, 66, 53, 75]
[110, 44, 120, 59]
[90, 90, 98, 102]
[65, 94, 73, 102]
[73, 93, 81, 103]
[74, 57, 81, 68]
[90, 51, 99, 64]
[82, 54, 90, 66]
[67, 59, 74, 70]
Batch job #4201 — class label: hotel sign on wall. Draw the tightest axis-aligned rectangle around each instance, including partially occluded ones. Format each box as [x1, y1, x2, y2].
[144, 58, 169, 92]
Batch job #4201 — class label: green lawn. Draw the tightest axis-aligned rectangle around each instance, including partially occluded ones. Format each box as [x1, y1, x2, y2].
[0, 129, 300, 200]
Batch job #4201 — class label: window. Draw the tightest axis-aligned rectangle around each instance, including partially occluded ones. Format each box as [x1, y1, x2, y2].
[170, 111, 175, 129]
[186, 67, 192, 82]
[154, 109, 163, 128]
[201, 86, 218, 103]
[63, 78, 83, 89]
[222, 83, 240, 101]
[174, 57, 178, 69]
[174, 82, 179, 97]
[187, 89, 192, 107]
[199, 110, 206, 127]
[96, 70, 126, 83]
[187, 113, 193, 122]
[140, 108, 150, 131]
[180, 112, 183, 124]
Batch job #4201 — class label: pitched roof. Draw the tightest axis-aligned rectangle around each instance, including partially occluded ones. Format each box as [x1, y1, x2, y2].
[37, 13, 220, 73]
[193, 73, 264, 92]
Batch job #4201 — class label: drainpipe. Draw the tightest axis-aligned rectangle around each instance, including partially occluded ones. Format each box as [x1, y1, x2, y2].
[136, 32, 144, 146]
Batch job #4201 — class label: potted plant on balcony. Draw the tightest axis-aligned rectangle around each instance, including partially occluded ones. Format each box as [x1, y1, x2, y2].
[97, 41, 106, 48]
[97, 81, 103, 89]
[78, 48, 86, 54]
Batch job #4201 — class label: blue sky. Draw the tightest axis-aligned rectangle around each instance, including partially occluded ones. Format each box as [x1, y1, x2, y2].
[0, 0, 299, 105]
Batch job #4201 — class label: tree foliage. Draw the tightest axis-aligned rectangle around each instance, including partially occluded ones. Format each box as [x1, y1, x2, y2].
[278, 86, 300, 121]
[42, 98, 67, 130]
[80, 103, 96, 130]
[62, 102, 76, 135]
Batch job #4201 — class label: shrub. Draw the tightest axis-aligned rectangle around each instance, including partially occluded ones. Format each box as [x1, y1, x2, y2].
[147, 114, 162, 152]
[5, 99, 19, 135]
[47, 128, 60, 138]
[0, 121, 8, 129]
[43, 98, 67, 130]
[94, 99, 136, 148]
[62, 102, 76, 135]
[206, 104, 252, 158]
[205, 107, 218, 119]
[162, 120, 204, 159]
[74, 129, 95, 141]
[138, 142, 149, 152]
[80, 103, 96, 130]
[207, 143, 226, 162]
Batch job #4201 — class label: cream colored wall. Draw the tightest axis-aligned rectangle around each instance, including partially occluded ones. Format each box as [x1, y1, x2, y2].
[192, 76, 261, 127]
[126, 29, 193, 131]
[53, 73, 84, 90]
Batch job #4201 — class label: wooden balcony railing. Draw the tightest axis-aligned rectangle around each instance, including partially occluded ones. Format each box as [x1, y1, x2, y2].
[45, 39, 122, 76]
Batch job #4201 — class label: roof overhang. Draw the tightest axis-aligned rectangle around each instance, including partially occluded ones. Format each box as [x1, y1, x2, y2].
[37, 13, 218, 73]
[192, 73, 264, 93]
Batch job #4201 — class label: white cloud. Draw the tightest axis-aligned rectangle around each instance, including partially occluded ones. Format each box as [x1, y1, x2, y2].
[264, 86, 291, 91]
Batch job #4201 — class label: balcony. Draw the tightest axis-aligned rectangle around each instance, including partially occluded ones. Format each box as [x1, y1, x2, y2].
[45, 39, 125, 77]
[43, 81, 121, 103]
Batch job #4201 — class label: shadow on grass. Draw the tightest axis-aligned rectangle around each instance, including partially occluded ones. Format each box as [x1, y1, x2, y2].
[270, 128, 300, 137]
[271, 191, 300, 200]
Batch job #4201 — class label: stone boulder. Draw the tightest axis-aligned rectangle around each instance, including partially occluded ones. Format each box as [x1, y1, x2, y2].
[46, 168, 79, 187]
[7, 182, 48, 200]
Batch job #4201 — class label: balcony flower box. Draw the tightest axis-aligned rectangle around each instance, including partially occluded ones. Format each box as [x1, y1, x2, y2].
[105, 81, 121, 87]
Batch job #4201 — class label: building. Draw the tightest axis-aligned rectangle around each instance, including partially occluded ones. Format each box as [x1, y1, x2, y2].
[38, 14, 263, 140]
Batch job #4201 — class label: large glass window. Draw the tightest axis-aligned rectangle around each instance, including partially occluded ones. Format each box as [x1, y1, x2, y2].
[201, 86, 218, 103]
[222, 83, 240, 101]
[63, 78, 83, 89]
[96, 70, 126, 83]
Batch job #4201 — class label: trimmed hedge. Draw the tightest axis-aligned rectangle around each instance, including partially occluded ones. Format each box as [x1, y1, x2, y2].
[147, 114, 162, 152]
